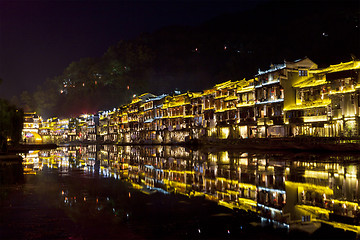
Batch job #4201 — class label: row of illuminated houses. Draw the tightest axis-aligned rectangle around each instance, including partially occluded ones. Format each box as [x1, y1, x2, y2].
[23, 58, 360, 144]
[22, 145, 360, 236]
[22, 113, 98, 144]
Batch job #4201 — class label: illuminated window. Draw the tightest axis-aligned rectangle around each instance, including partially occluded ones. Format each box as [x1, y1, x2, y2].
[299, 70, 308, 76]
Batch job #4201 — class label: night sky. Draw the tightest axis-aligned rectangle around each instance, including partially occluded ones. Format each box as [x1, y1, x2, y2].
[0, 0, 262, 100]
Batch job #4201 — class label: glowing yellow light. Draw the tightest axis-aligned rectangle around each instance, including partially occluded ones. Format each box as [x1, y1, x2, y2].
[303, 115, 328, 123]
[284, 99, 331, 111]
[285, 181, 333, 195]
[304, 170, 329, 179]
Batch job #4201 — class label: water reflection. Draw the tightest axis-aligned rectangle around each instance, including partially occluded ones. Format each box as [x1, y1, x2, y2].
[20, 145, 360, 238]
[0, 158, 24, 185]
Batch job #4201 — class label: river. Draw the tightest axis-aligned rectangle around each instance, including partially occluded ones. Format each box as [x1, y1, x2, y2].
[0, 145, 359, 239]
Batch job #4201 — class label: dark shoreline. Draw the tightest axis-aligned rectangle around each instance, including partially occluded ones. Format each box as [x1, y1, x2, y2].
[195, 137, 360, 152]
[6, 143, 58, 153]
[115, 137, 360, 153]
[3, 137, 360, 154]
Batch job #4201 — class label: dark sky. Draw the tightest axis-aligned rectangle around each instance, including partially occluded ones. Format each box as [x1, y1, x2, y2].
[0, 0, 262, 100]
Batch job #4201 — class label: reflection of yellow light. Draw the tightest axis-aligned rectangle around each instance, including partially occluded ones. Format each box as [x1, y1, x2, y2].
[218, 200, 234, 209]
[344, 117, 356, 120]
[209, 153, 217, 162]
[296, 204, 330, 216]
[345, 173, 357, 178]
[304, 170, 329, 179]
[23, 168, 36, 175]
[239, 158, 248, 165]
[218, 198, 257, 213]
[205, 193, 218, 201]
[216, 182, 256, 193]
[332, 199, 358, 208]
[316, 219, 360, 234]
[267, 166, 274, 171]
[345, 165, 357, 178]
[130, 183, 142, 192]
[163, 179, 190, 189]
[189, 191, 205, 198]
[220, 151, 229, 163]
[210, 127, 216, 133]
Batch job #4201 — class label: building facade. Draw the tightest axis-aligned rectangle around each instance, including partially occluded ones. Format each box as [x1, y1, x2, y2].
[22, 59, 360, 144]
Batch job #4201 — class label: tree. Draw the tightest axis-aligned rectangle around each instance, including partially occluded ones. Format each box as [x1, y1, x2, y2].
[0, 99, 23, 144]
[20, 91, 34, 112]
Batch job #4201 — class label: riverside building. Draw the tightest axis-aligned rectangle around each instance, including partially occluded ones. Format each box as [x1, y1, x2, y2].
[23, 58, 360, 144]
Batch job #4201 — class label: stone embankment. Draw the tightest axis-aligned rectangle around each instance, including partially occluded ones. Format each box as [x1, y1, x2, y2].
[113, 136, 360, 152]
[6, 143, 58, 153]
[0, 154, 22, 164]
[22, 136, 360, 153]
[196, 137, 360, 152]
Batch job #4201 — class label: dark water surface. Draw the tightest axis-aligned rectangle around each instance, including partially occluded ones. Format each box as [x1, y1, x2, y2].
[1, 145, 359, 239]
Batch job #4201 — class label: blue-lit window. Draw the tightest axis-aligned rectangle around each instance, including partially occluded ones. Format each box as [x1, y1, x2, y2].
[299, 70, 308, 76]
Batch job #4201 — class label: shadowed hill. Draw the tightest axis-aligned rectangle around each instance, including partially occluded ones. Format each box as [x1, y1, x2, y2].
[15, 0, 360, 118]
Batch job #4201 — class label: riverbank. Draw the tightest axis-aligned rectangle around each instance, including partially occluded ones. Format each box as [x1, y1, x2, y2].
[196, 137, 360, 152]
[6, 143, 58, 153]
[0, 154, 22, 164]
[20, 136, 360, 153]
[114, 136, 360, 152]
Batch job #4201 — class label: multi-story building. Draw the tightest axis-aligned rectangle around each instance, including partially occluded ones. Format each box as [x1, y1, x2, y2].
[255, 57, 318, 138]
[23, 112, 43, 144]
[38, 118, 52, 143]
[162, 92, 194, 131]
[77, 114, 99, 142]
[285, 60, 360, 137]
[143, 94, 167, 130]
[326, 61, 360, 137]
[285, 67, 330, 136]
[99, 109, 118, 143]
[213, 80, 238, 126]
[67, 118, 78, 142]
[236, 78, 256, 138]
[202, 86, 217, 129]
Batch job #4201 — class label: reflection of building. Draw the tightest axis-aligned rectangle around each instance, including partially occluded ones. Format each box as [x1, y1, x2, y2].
[256, 159, 287, 224]
[285, 161, 360, 228]
[21, 150, 41, 174]
[119, 146, 359, 235]
[25, 145, 360, 236]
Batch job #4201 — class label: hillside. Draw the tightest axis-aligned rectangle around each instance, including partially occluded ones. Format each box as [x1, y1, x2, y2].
[16, 0, 360, 117]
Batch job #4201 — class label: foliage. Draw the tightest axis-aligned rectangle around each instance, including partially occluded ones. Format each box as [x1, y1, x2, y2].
[0, 99, 24, 144]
